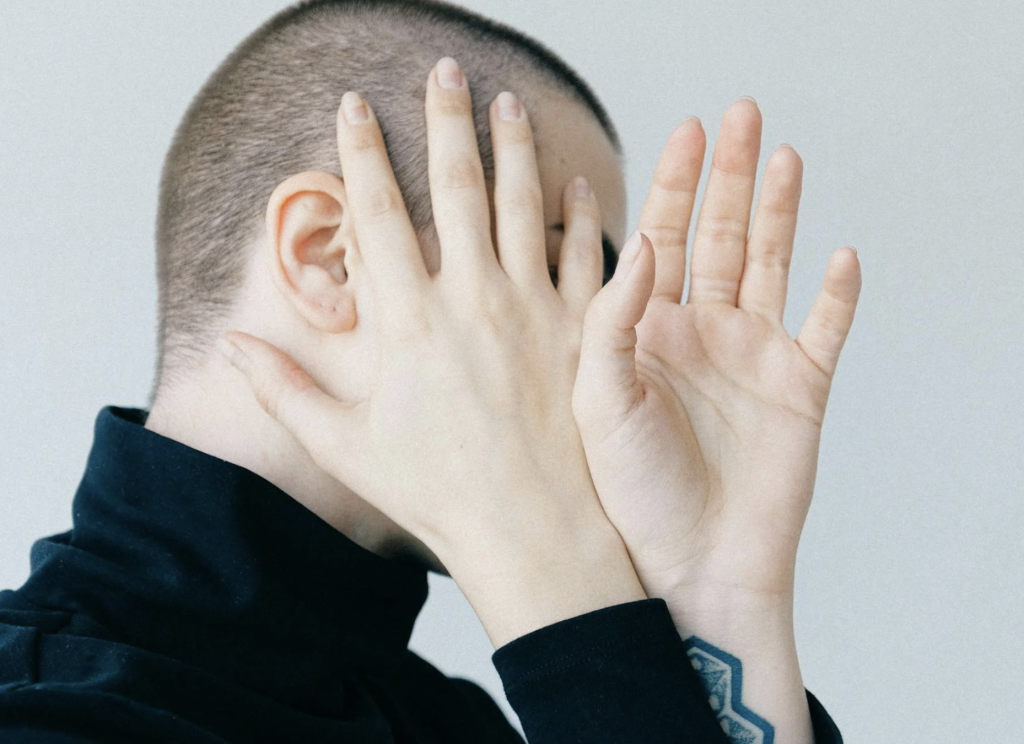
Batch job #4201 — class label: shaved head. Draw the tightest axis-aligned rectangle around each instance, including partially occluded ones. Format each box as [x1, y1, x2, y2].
[155, 0, 620, 389]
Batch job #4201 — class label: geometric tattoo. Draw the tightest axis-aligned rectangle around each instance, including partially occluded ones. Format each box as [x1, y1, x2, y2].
[683, 636, 775, 744]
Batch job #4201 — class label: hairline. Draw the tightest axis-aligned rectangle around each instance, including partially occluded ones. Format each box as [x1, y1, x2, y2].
[251, 0, 621, 153]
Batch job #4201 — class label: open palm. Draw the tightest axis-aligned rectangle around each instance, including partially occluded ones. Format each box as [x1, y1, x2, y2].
[573, 99, 862, 601]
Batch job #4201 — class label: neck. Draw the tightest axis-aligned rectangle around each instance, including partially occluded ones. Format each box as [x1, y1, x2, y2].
[145, 350, 434, 568]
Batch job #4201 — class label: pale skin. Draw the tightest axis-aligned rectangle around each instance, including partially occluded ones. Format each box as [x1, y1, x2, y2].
[218, 60, 647, 647]
[575, 101, 861, 742]
[152, 57, 642, 648]
[149, 56, 860, 743]
[145, 70, 625, 571]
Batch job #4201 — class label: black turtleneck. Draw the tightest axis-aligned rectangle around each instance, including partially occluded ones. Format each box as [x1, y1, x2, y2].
[0, 407, 842, 743]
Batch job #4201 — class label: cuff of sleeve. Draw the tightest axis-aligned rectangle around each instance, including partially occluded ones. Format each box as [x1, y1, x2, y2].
[806, 689, 843, 744]
[492, 598, 679, 692]
[492, 598, 727, 744]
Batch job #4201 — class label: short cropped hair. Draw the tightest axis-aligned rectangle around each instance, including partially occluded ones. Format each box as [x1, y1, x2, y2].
[155, 0, 619, 390]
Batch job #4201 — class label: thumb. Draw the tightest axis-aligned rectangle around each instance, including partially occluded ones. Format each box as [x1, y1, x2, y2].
[217, 331, 359, 478]
[574, 230, 655, 420]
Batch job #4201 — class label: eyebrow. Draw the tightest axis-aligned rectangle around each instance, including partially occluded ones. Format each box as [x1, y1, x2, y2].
[550, 223, 619, 283]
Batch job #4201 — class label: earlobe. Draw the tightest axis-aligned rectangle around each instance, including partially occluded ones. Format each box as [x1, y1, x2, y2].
[266, 171, 359, 333]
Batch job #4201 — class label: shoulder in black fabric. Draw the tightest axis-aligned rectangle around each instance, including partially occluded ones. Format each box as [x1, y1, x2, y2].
[0, 406, 521, 743]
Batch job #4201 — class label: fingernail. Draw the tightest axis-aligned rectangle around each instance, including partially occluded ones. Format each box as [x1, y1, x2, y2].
[572, 176, 592, 199]
[738, 95, 757, 104]
[496, 91, 522, 121]
[778, 142, 794, 149]
[683, 115, 701, 125]
[437, 57, 464, 89]
[341, 91, 369, 125]
[216, 336, 249, 372]
[615, 230, 643, 277]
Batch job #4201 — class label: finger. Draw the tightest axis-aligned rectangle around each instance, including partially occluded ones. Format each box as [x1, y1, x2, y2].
[687, 98, 762, 306]
[426, 57, 495, 285]
[574, 231, 655, 411]
[738, 145, 803, 321]
[489, 91, 548, 289]
[636, 117, 706, 303]
[217, 331, 360, 476]
[556, 177, 604, 316]
[336, 92, 429, 317]
[796, 247, 862, 378]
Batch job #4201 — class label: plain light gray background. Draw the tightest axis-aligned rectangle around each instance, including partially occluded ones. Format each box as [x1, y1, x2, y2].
[1, 1, 1022, 741]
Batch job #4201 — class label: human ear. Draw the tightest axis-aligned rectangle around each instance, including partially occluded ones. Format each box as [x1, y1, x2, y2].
[265, 171, 357, 333]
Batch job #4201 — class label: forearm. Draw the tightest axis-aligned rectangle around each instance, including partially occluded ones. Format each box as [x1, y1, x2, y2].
[665, 586, 813, 744]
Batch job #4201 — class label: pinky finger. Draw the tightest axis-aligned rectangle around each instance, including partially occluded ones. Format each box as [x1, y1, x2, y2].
[217, 331, 360, 475]
[556, 177, 604, 316]
[795, 247, 862, 378]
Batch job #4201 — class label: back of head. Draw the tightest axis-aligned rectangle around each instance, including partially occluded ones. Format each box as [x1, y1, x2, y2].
[155, 0, 619, 392]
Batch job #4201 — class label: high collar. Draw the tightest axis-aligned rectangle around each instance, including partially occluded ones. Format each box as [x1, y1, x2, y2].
[22, 406, 428, 706]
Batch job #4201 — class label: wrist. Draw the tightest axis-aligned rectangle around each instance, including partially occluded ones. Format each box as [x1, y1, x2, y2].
[445, 501, 647, 648]
[662, 580, 795, 642]
[639, 550, 798, 617]
[664, 583, 814, 744]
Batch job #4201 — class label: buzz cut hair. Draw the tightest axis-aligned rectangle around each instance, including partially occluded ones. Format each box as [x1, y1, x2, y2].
[154, 0, 620, 392]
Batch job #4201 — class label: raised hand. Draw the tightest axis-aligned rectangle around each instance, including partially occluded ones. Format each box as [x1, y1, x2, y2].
[572, 99, 861, 742]
[219, 58, 643, 648]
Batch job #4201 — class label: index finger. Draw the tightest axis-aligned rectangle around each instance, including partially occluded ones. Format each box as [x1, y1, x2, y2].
[336, 92, 429, 314]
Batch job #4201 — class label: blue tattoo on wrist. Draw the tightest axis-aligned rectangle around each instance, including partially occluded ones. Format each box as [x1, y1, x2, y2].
[683, 636, 775, 744]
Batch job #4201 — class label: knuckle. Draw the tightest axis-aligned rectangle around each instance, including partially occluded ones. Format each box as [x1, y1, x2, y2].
[259, 362, 311, 422]
[283, 363, 316, 395]
[362, 186, 402, 220]
[563, 235, 601, 267]
[499, 187, 544, 219]
[703, 214, 748, 245]
[749, 241, 792, 269]
[386, 300, 435, 343]
[345, 127, 384, 154]
[430, 90, 472, 118]
[438, 158, 484, 191]
[258, 379, 284, 422]
[652, 171, 697, 196]
[766, 199, 800, 218]
[463, 280, 516, 322]
[260, 356, 315, 421]
[568, 195, 601, 224]
[642, 222, 688, 248]
[481, 287, 511, 318]
[814, 304, 846, 336]
[496, 124, 534, 147]
[763, 186, 801, 214]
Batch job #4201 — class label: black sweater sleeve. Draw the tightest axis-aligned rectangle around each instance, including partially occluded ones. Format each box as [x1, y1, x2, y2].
[493, 598, 843, 744]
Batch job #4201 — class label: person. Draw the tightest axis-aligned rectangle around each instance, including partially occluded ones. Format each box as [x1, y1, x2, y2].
[0, 1, 860, 742]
